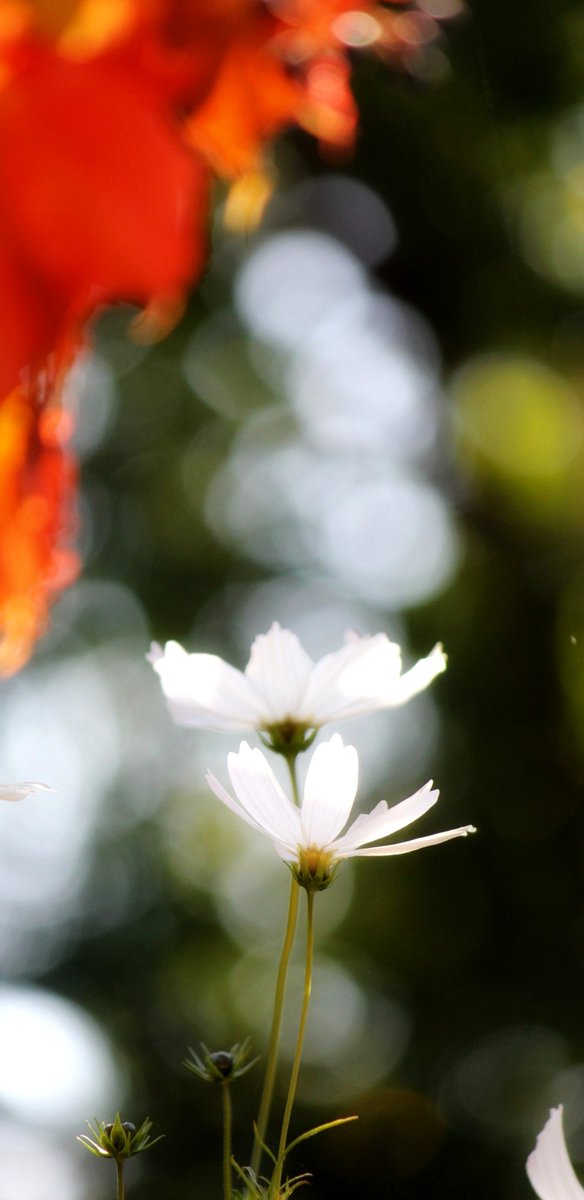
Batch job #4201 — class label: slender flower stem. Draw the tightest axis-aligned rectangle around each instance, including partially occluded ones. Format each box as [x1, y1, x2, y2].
[115, 1159, 125, 1200]
[251, 875, 300, 1176]
[285, 755, 301, 808]
[251, 755, 302, 1178]
[271, 888, 315, 1198]
[222, 1083, 233, 1200]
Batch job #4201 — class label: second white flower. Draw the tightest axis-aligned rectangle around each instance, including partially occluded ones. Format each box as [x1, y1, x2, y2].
[206, 733, 474, 888]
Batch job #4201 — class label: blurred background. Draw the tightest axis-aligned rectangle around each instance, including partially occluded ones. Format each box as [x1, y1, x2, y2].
[1, 0, 584, 1196]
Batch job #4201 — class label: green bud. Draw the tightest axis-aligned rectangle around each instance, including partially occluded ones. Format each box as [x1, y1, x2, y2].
[77, 1113, 162, 1161]
[184, 1037, 258, 1084]
[209, 1051, 234, 1078]
[103, 1120, 136, 1152]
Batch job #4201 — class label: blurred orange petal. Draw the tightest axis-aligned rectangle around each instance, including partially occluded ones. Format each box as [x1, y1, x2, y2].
[186, 14, 301, 177]
[0, 232, 71, 398]
[0, 45, 210, 396]
[0, 50, 209, 307]
[0, 363, 79, 676]
[301, 52, 358, 146]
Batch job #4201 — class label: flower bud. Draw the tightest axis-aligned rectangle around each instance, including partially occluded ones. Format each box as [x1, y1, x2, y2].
[103, 1120, 136, 1151]
[77, 1113, 162, 1160]
[184, 1038, 258, 1084]
[209, 1051, 234, 1078]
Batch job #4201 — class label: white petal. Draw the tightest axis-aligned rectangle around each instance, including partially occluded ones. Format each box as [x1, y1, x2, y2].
[149, 641, 265, 730]
[244, 623, 314, 723]
[300, 734, 358, 847]
[147, 643, 163, 664]
[227, 742, 302, 849]
[339, 825, 476, 858]
[332, 781, 439, 853]
[299, 633, 401, 723]
[527, 1107, 584, 1200]
[205, 770, 274, 840]
[0, 782, 53, 802]
[300, 634, 446, 724]
[273, 841, 298, 863]
[389, 643, 447, 706]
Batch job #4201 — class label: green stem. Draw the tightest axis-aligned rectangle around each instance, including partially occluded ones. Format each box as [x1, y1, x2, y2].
[222, 1083, 233, 1200]
[285, 755, 301, 808]
[115, 1158, 125, 1200]
[251, 756, 302, 1178]
[251, 875, 300, 1176]
[271, 889, 315, 1198]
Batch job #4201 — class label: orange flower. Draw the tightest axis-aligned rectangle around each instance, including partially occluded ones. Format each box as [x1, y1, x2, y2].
[0, 0, 452, 672]
[0, 12, 211, 670]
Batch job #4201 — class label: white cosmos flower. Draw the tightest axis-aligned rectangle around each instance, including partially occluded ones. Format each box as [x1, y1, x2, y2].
[205, 733, 474, 887]
[527, 1106, 584, 1200]
[149, 623, 446, 736]
[0, 783, 52, 802]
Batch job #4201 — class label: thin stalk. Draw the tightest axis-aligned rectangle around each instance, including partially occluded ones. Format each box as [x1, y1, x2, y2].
[285, 755, 301, 808]
[251, 875, 300, 1176]
[222, 1083, 233, 1200]
[271, 889, 315, 1198]
[115, 1159, 125, 1200]
[251, 755, 302, 1177]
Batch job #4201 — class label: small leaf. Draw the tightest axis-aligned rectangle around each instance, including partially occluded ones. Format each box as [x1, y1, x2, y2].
[251, 1123, 277, 1166]
[285, 1115, 358, 1158]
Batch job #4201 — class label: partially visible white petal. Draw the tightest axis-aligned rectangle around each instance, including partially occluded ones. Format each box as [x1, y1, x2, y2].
[0, 782, 53, 802]
[299, 633, 402, 723]
[244, 623, 314, 722]
[339, 825, 476, 858]
[388, 643, 447, 706]
[332, 780, 439, 853]
[227, 742, 302, 850]
[273, 841, 298, 863]
[149, 641, 265, 730]
[527, 1107, 584, 1200]
[300, 634, 446, 724]
[300, 734, 358, 847]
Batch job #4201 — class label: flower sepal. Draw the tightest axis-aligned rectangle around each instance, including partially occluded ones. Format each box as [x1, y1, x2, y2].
[260, 723, 318, 759]
[290, 848, 339, 893]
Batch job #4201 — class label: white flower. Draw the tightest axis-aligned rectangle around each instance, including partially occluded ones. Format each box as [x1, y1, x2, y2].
[149, 623, 446, 741]
[205, 733, 474, 888]
[0, 783, 52, 802]
[527, 1106, 584, 1200]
